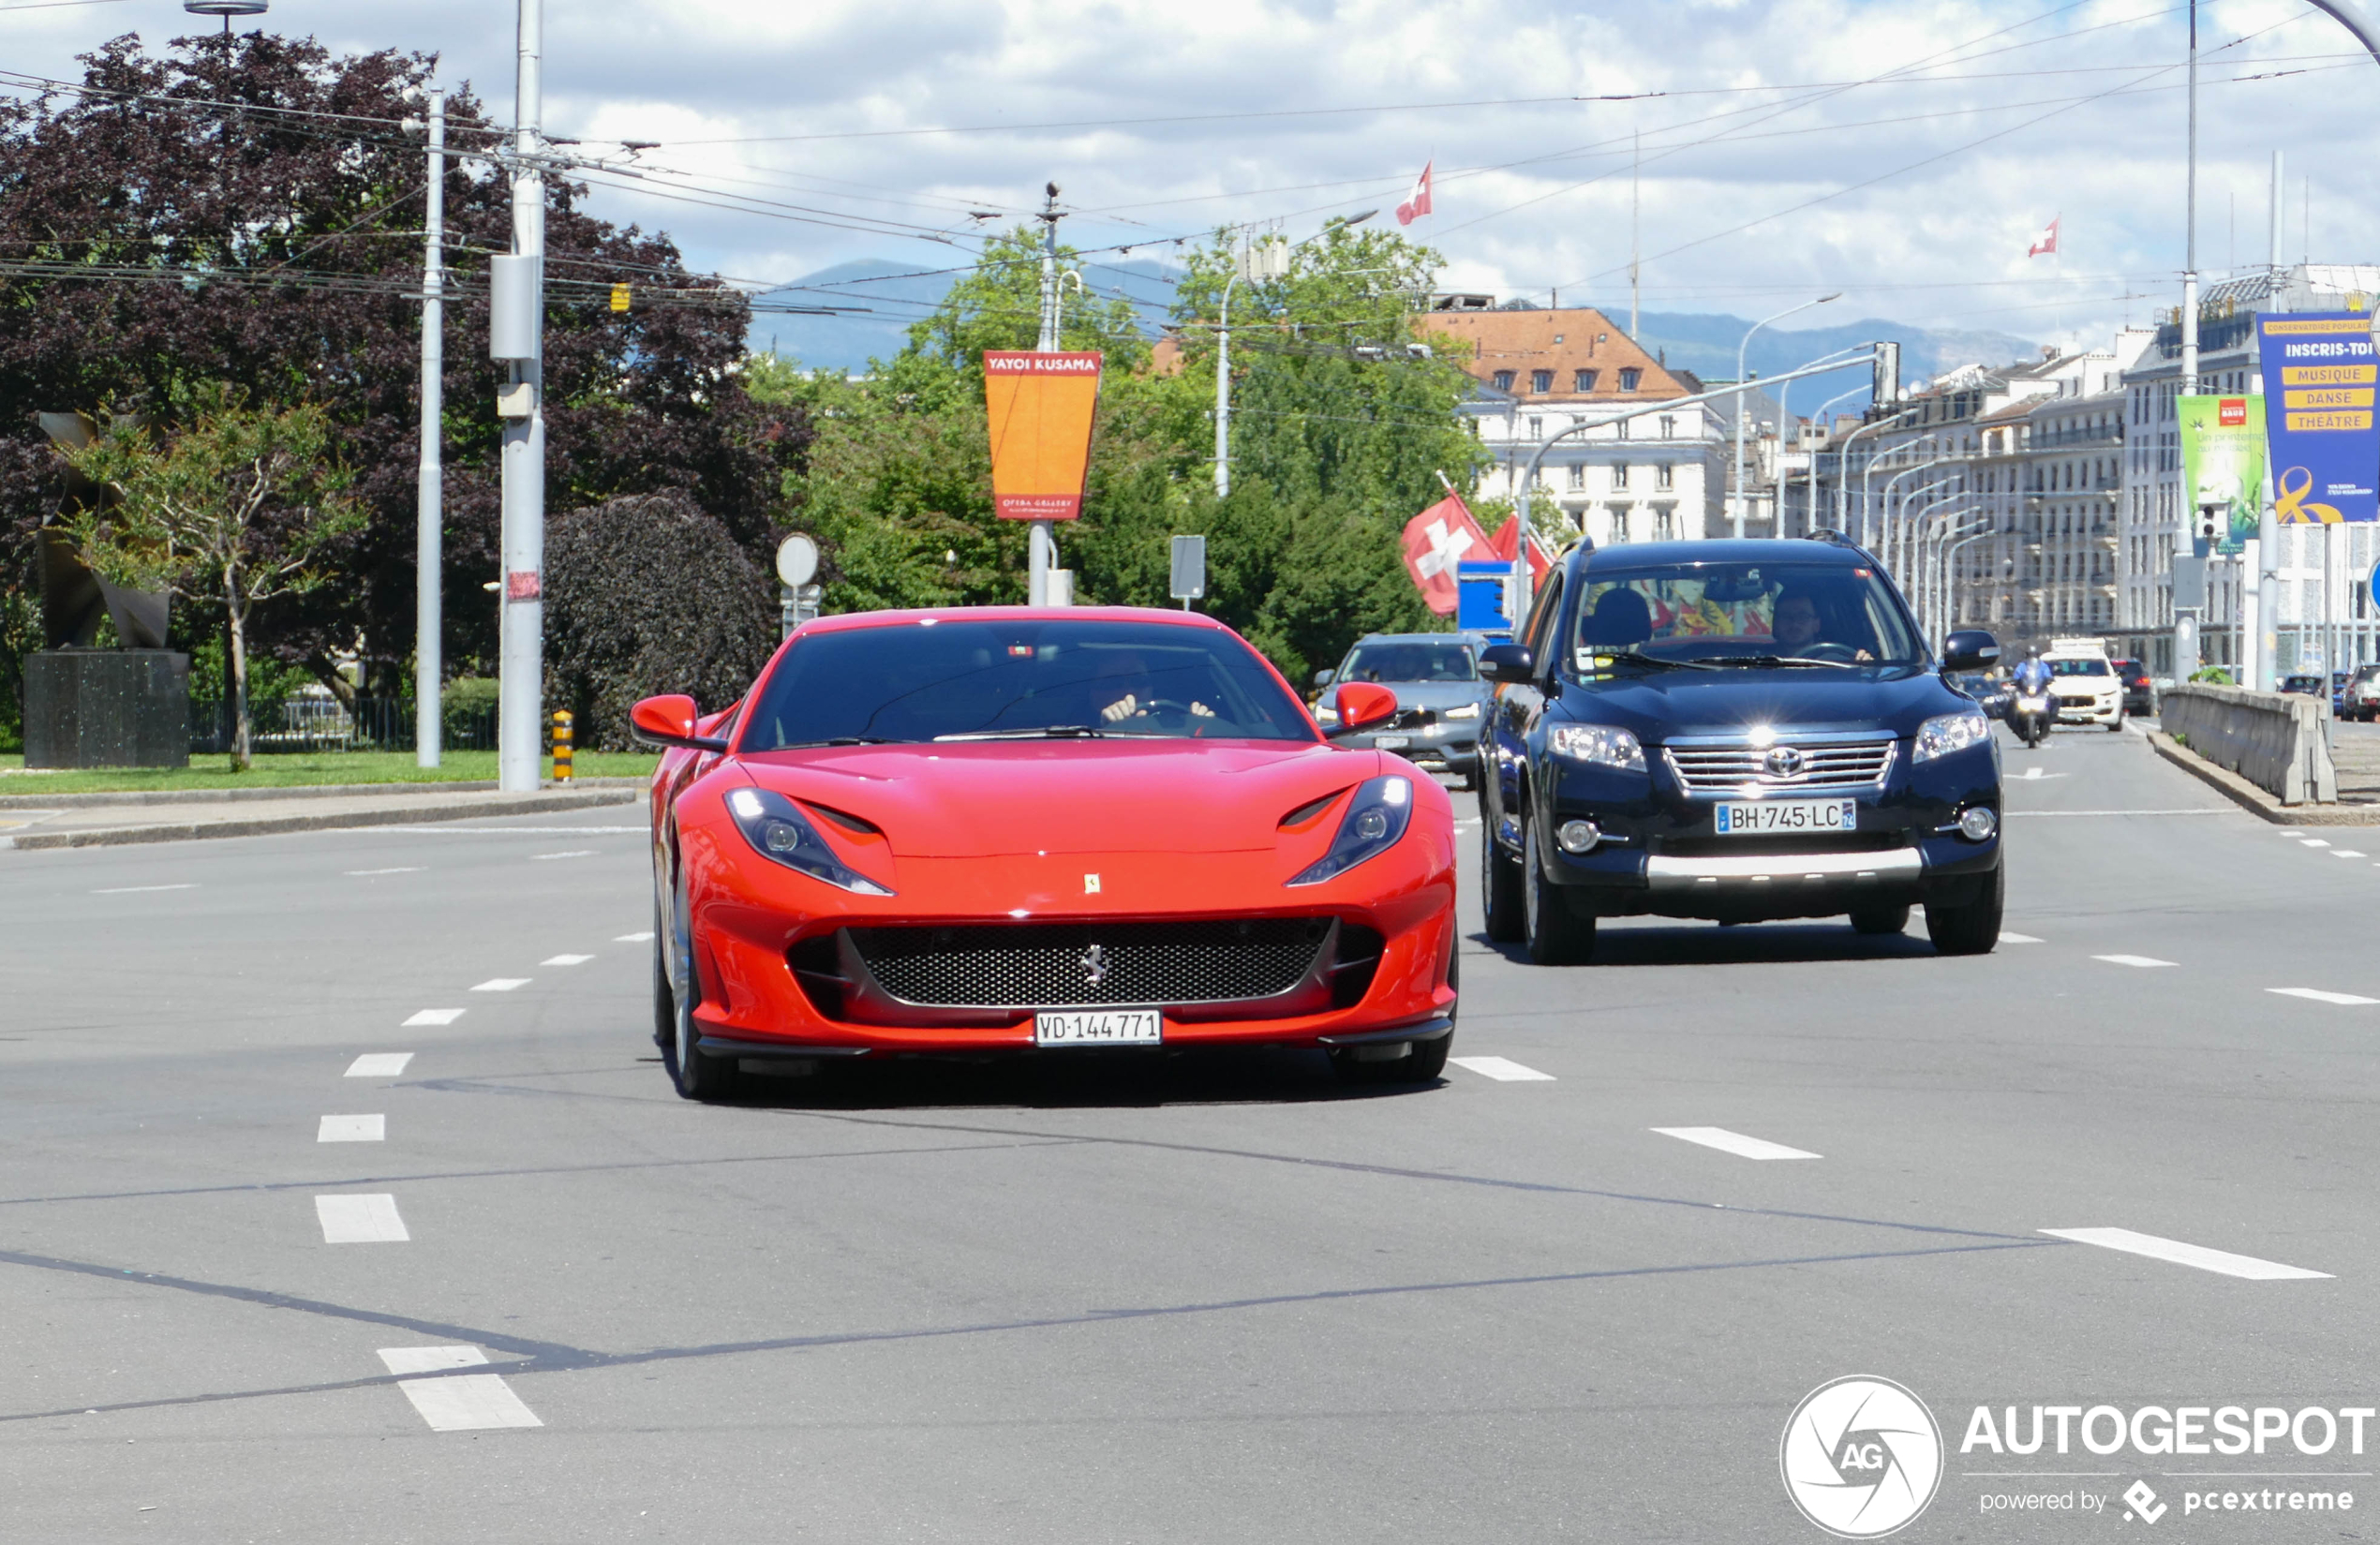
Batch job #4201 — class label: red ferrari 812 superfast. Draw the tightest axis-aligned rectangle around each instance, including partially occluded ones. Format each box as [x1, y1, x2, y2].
[630, 607, 1459, 1099]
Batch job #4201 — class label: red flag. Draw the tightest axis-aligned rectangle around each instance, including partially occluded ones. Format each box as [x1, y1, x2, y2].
[1487, 515, 1554, 584]
[1401, 493, 1492, 615]
[2027, 215, 2059, 259]
[1394, 161, 1433, 226]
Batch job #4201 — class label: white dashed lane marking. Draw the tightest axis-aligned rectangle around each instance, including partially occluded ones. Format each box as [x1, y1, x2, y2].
[2041, 1227, 2330, 1281]
[530, 850, 595, 862]
[2268, 988, 2380, 1006]
[403, 1008, 465, 1027]
[2301, 839, 2332, 849]
[470, 979, 528, 992]
[91, 884, 196, 895]
[615, 931, 654, 943]
[1450, 1056, 1555, 1082]
[541, 954, 593, 966]
[347, 867, 425, 876]
[317, 1114, 385, 1143]
[376, 1347, 543, 1432]
[345, 1053, 414, 1077]
[315, 1194, 409, 1243]
[1652, 1126, 1821, 1161]
[1999, 932, 2044, 944]
[2093, 954, 2177, 969]
[2334, 850, 2368, 859]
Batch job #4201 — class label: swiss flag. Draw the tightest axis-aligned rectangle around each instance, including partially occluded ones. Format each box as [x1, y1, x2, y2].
[1401, 493, 1492, 615]
[2027, 215, 2059, 259]
[1488, 515, 1554, 585]
[1395, 161, 1433, 226]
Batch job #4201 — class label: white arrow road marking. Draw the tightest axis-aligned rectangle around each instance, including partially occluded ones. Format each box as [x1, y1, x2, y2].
[1652, 1126, 1821, 1161]
[2041, 1227, 2329, 1281]
[345, 1053, 413, 1077]
[1450, 1056, 1554, 1082]
[317, 1115, 384, 1143]
[403, 1008, 464, 1027]
[540, 954, 593, 966]
[470, 978, 528, 992]
[2092, 954, 2177, 969]
[315, 1194, 408, 1243]
[2268, 988, 2380, 1006]
[376, 1347, 542, 1432]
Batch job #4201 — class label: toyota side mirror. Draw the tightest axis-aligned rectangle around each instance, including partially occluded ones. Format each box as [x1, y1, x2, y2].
[1941, 631, 2001, 675]
[1478, 642, 1536, 684]
[1326, 682, 1398, 738]
[630, 693, 728, 752]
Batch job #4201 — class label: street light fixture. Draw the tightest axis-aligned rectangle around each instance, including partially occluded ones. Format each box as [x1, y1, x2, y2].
[1214, 208, 1377, 498]
[1733, 292, 1839, 538]
[184, 0, 265, 38]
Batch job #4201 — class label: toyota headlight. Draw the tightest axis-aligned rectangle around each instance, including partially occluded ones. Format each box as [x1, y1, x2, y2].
[1913, 709, 1991, 764]
[1548, 723, 1646, 772]
[1287, 775, 1412, 885]
[725, 786, 893, 895]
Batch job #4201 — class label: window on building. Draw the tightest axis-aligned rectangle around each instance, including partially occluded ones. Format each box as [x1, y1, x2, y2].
[1617, 368, 1642, 392]
[1656, 463, 1674, 490]
[1568, 462, 1584, 490]
[1575, 369, 1599, 393]
[1659, 414, 1675, 438]
[1532, 369, 1553, 394]
[1527, 417, 1542, 439]
[1615, 417, 1630, 440]
[1494, 370, 1515, 392]
[1653, 507, 1673, 540]
[1612, 463, 1630, 491]
[1610, 505, 1631, 542]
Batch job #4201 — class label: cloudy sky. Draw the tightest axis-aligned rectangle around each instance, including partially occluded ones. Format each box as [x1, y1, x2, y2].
[7, 0, 2374, 349]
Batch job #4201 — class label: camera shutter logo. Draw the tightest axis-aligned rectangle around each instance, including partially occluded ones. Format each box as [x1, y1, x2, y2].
[1779, 1375, 1942, 1538]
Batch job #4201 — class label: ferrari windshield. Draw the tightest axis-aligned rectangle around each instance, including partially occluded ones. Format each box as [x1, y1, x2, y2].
[1570, 560, 1924, 673]
[742, 617, 1316, 748]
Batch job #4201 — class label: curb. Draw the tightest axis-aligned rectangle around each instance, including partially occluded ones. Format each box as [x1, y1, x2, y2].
[0, 788, 640, 851]
[2144, 731, 2380, 826]
[0, 776, 647, 811]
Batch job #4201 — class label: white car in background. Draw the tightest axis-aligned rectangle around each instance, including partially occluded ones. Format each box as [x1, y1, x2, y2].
[2044, 638, 2124, 731]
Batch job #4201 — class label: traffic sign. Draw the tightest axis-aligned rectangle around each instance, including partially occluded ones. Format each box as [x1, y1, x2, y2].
[1169, 534, 1206, 604]
[776, 533, 818, 587]
[2369, 557, 2380, 616]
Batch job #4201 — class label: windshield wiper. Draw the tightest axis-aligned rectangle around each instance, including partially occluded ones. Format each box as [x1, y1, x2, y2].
[1694, 653, 1861, 670]
[778, 735, 897, 749]
[931, 724, 1107, 741]
[1579, 648, 1719, 673]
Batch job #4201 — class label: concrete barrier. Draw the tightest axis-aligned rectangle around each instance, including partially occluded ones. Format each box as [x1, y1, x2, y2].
[2160, 683, 2337, 805]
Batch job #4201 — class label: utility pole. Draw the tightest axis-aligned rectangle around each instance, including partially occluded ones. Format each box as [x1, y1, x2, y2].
[1030, 182, 1060, 607]
[1629, 127, 1641, 338]
[2177, 0, 2203, 684]
[498, 0, 545, 791]
[1215, 263, 1236, 498]
[415, 90, 444, 769]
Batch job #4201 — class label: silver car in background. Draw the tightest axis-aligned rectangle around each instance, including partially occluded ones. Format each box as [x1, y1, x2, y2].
[1313, 631, 1494, 787]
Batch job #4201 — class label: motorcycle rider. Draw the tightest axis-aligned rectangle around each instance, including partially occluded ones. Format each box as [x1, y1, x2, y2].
[2010, 648, 2056, 745]
[2013, 649, 2053, 696]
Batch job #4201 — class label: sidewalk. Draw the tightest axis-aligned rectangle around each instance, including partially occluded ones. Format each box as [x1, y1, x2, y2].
[0, 779, 644, 850]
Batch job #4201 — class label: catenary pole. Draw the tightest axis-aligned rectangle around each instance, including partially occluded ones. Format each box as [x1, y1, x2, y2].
[1732, 294, 1838, 539]
[1215, 267, 1236, 498]
[1030, 184, 1060, 607]
[415, 90, 444, 769]
[498, 0, 545, 792]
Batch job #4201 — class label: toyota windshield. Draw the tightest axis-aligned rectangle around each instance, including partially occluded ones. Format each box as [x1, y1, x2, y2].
[1569, 560, 1926, 676]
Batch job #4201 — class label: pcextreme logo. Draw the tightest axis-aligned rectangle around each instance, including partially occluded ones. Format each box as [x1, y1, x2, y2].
[1781, 1375, 1945, 1538]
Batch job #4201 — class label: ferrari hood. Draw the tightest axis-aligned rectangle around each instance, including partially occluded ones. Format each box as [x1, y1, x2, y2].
[734, 738, 1365, 857]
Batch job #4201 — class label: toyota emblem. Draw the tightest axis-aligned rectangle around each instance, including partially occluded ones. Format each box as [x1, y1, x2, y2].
[1764, 745, 1806, 780]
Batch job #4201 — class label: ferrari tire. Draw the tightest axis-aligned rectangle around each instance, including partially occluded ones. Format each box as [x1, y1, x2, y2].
[1480, 797, 1525, 943]
[1850, 904, 1911, 936]
[1522, 824, 1596, 965]
[1925, 864, 2003, 957]
[662, 864, 740, 1102]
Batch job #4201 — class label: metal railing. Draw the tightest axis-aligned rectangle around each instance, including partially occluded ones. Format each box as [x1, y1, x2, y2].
[188, 695, 499, 754]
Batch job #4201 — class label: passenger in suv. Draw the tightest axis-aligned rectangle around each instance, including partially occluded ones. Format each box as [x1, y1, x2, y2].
[1315, 631, 1493, 787]
[1477, 538, 2003, 963]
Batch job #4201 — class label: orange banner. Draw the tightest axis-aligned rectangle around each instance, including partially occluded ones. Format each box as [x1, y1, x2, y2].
[985, 350, 1103, 520]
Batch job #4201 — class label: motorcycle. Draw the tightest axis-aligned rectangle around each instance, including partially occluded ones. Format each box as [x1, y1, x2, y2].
[2011, 689, 2056, 748]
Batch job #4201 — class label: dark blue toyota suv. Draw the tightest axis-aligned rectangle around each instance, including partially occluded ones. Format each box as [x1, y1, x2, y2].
[1477, 537, 2002, 963]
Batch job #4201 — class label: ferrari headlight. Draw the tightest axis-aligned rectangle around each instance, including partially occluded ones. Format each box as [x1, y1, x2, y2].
[1914, 709, 1991, 764]
[1287, 775, 1413, 886]
[1548, 723, 1645, 772]
[1443, 702, 1481, 721]
[724, 786, 893, 896]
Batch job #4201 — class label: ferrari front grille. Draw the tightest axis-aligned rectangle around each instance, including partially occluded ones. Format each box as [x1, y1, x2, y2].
[843, 918, 1333, 1009]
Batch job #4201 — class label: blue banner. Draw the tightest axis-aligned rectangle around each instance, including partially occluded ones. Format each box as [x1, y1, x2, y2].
[2255, 311, 2380, 523]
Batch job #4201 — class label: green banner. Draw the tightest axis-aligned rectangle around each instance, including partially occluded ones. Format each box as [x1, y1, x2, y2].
[2178, 394, 2267, 556]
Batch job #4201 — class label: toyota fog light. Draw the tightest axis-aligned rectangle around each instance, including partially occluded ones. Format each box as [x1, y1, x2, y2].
[1556, 819, 1602, 854]
[1956, 806, 1998, 842]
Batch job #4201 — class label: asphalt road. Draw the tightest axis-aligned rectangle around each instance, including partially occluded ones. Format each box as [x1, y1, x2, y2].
[5, 726, 2377, 1542]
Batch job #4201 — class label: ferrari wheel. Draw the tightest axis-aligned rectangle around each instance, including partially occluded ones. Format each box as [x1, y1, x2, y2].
[661, 861, 740, 1102]
[1523, 824, 1596, 965]
[1480, 796, 1524, 943]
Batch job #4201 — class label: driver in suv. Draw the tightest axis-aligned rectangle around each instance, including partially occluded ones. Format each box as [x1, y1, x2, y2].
[1477, 537, 2003, 963]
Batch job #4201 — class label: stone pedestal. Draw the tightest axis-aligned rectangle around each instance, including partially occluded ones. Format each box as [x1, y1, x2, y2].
[23, 650, 190, 768]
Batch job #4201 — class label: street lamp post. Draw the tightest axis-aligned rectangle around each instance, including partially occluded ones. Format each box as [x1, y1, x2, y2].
[1835, 407, 1921, 547]
[1733, 293, 1839, 538]
[1214, 209, 1376, 500]
[1804, 384, 1867, 537]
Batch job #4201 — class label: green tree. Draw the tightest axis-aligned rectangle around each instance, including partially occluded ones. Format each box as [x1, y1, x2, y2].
[61, 387, 360, 768]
